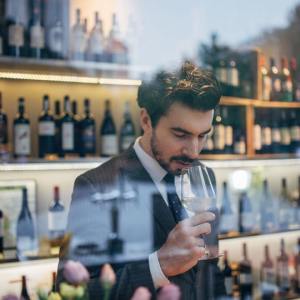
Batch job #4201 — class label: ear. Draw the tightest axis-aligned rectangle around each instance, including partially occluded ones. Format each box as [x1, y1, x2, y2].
[140, 108, 152, 133]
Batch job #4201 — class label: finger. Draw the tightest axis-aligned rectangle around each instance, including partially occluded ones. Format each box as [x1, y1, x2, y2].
[190, 222, 211, 236]
[187, 211, 215, 226]
[193, 237, 205, 248]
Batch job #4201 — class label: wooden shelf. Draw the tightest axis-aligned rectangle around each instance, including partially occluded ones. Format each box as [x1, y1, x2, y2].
[199, 154, 248, 160]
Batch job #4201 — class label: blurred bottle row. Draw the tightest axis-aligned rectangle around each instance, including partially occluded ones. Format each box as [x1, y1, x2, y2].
[202, 106, 300, 155]
[221, 239, 300, 300]
[0, 93, 136, 160]
[219, 176, 300, 236]
[0, 0, 130, 63]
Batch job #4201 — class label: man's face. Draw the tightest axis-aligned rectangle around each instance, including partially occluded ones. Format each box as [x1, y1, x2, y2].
[144, 102, 214, 175]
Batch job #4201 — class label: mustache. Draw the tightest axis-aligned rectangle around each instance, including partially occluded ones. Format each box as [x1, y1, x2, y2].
[171, 156, 196, 164]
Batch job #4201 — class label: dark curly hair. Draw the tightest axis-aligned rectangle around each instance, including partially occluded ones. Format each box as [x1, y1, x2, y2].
[137, 61, 222, 127]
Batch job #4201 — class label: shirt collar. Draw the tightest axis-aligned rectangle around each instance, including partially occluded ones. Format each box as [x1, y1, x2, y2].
[133, 137, 167, 183]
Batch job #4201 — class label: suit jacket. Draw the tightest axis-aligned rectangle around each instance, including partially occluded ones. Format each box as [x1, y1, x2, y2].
[57, 147, 225, 300]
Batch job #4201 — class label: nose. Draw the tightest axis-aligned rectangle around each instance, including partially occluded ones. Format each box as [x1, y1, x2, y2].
[182, 139, 200, 160]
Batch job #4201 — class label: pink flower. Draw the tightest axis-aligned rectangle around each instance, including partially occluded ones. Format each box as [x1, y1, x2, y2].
[130, 287, 151, 300]
[157, 284, 181, 300]
[63, 260, 89, 285]
[100, 263, 116, 286]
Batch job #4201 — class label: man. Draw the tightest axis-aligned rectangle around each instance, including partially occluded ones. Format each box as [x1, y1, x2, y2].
[57, 62, 225, 299]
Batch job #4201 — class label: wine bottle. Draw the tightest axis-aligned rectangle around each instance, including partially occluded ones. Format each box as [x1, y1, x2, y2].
[20, 275, 30, 300]
[296, 176, 300, 225]
[213, 106, 225, 154]
[70, 8, 85, 61]
[0, 209, 3, 258]
[80, 98, 95, 156]
[290, 57, 300, 102]
[239, 243, 253, 300]
[254, 109, 262, 154]
[270, 58, 281, 101]
[54, 100, 61, 155]
[270, 110, 281, 154]
[260, 245, 276, 300]
[222, 250, 234, 297]
[233, 108, 246, 155]
[120, 101, 135, 153]
[71, 100, 80, 155]
[280, 57, 293, 102]
[261, 54, 271, 101]
[260, 179, 276, 233]
[51, 271, 56, 292]
[219, 181, 235, 234]
[279, 178, 294, 230]
[223, 106, 233, 154]
[295, 238, 300, 294]
[29, 2, 45, 59]
[277, 239, 290, 297]
[100, 99, 118, 157]
[289, 110, 300, 154]
[226, 58, 240, 97]
[280, 109, 291, 153]
[60, 96, 75, 156]
[48, 186, 66, 239]
[0, 92, 8, 150]
[14, 97, 31, 159]
[38, 95, 55, 158]
[261, 110, 272, 154]
[238, 192, 254, 233]
[87, 11, 104, 62]
[16, 188, 36, 260]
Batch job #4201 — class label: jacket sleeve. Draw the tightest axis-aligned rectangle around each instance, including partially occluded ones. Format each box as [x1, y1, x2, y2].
[56, 174, 156, 300]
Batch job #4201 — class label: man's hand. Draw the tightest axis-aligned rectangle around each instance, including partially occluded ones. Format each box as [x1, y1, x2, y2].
[157, 211, 215, 277]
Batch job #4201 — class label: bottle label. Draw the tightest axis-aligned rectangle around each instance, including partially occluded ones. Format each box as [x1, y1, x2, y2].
[225, 277, 233, 295]
[254, 125, 262, 150]
[262, 75, 271, 100]
[14, 124, 30, 155]
[290, 126, 300, 142]
[262, 267, 275, 284]
[49, 25, 63, 53]
[102, 135, 118, 156]
[89, 33, 104, 54]
[72, 28, 85, 54]
[283, 80, 293, 93]
[271, 128, 281, 143]
[262, 127, 272, 146]
[48, 211, 67, 231]
[234, 140, 246, 155]
[279, 208, 294, 225]
[17, 236, 33, 253]
[216, 67, 227, 83]
[39, 121, 55, 136]
[62, 123, 74, 150]
[241, 212, 254, 230]
[0, 121, 7, 144]
[220, 214, 235, 233]
[30, 24, 45, 49]
[82, 126, 95, 150]
[278, 261, 290, 288]
[280, 128, 291, 145]
[121, 136, 135, 152]
[214, 125, 225, 150]
[225, 126, 233, 146]
[239, 273, 253, 284]
[273, 78, 281, 92]
[227, 68, 239, 87]
[9, 24, 24, 47]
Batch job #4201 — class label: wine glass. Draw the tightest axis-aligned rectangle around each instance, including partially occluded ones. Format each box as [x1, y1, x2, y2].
[180, 164, 221, 260]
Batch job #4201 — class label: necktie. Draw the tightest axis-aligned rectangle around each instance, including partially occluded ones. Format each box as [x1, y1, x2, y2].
[164, 173, 188, 223]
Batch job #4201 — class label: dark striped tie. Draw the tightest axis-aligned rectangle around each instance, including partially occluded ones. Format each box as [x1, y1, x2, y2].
[164, 173, 188, 223]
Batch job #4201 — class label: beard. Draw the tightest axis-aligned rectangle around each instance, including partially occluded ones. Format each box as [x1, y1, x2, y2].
[150, 130, 197, 175]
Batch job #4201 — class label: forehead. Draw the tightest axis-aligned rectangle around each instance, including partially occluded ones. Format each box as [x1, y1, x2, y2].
[160, 102, 214, 133]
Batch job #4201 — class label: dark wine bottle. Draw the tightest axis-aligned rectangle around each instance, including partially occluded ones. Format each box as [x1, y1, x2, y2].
[238, 192, 254, 233]
[0, 92, 8, 149]
[219, 181, 235, 234]
[260, 245, 276, 300]
[80, 98, 96, 156]
[270, 58, 281, 101]
[60, 96, 75, 156]
[16, 188, 36, 260]
[0, 209, 3, 258]
[51, 271, 56, 292]
[261, 54, 271, 101]
[289, 110, 300, 154]
[280, 57, 293, 102]
[212, 106, 225, 154]
[20, 275, 31, 300]
[296, 176, 300, 226]
[239, 243, 253, 300]
[38, 95, 55, 158]
[290, 57, 300, 102]
[223, 106, 233, 154]
[270, 110, 281, 154]
[71, 100, 80, 155]
[279, 178, 294, 230]
[260, 179, 276, 233]
[280, 109, 291, 153]
[54, 100, 61, 155]
[261, 110, 272, 154]
[223, 250, 234, 297]
[48, 186, 66, 239]
[277, 239, 290, 297]
[295, 238, 300, 294]
[14, 97, 31, 159]
[120, 101, 135, 153]
[100, 99, 118, 157]
[254, 109, 262, 154]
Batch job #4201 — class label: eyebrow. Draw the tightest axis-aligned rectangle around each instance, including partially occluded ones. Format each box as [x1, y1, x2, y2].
[171, 127, 212, 136]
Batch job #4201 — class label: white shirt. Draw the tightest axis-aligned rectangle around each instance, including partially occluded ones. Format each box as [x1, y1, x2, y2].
[134, 137, 184, 288]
